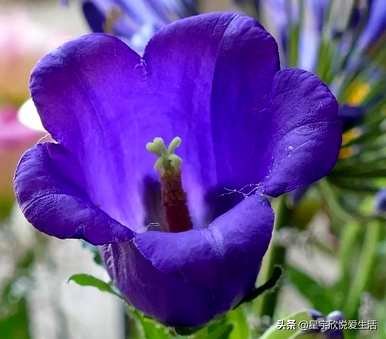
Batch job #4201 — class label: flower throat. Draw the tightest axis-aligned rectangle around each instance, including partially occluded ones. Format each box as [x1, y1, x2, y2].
[146, 137, 193, 232]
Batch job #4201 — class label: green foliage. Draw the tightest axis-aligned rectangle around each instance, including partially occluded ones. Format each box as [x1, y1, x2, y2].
[0, 298, 30, 339]
[228, 309, 250, 339]
[0, 250, 35, 339]
[237, 266, 282, 308]
[0, 196, 14, 221]
[286, 267, 335, 314]
[67, 273, 122, 298]
[191, 318, 233, 339]
[129, 308, 236, 339]
[130, 309, 171, 339]
[344, 221, 381, 319]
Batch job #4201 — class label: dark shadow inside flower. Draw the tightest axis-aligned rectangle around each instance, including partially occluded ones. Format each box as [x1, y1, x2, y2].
[141, 175, 165, 231]
[204, 187, 244, 223]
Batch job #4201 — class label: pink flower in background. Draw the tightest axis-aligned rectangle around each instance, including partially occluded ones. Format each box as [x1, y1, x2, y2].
[0, 9, 68, 209]
[0, 107, 43, 204]
[0, 107, 42, 149]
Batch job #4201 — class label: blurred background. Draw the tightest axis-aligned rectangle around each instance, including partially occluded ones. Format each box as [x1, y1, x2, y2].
[0, 0, 385, 338]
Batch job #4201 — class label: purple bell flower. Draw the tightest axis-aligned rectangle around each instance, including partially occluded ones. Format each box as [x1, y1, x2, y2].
[14, 13, 341, 327]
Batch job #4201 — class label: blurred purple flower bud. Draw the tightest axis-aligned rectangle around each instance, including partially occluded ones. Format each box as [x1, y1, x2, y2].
[306, 310, 344, 339]
[357, 0, 386, 51]
[289, 186, 309, 206]
[338, 104, 366, 130]
[310, 0, 329, 32]
[325, 311, 345, 338]
[375, 189, 386, 213]
[309, 309, 324, 320]
[80, 0, 197, 52]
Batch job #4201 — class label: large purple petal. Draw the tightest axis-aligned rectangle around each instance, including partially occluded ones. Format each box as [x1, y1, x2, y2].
[261, 69, 341, 196]
[30, 13, 280, 230]
[142, 12, 279, 222]
[102, 194, 273, 326]
[14, 142, 134, 245]
[30, 34, 154, 232]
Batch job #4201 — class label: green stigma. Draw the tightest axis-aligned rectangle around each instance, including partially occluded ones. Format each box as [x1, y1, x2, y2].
[146, 137, 182, 176]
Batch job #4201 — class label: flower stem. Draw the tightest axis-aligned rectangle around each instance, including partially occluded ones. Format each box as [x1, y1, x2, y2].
[337, 222, 361, 308]
[318, 179, 353, 225]
[255, 195, 292, 319]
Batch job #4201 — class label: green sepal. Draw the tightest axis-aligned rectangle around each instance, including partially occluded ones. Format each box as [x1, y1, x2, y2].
[67, 273, 122, 299]
[234, 266, 282, 308]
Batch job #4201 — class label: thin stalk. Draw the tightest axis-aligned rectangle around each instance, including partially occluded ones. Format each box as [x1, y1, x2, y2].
[319, 179, 354, 225]
[344, 221, 381, 319]
[255, 195, 292, 319]
[337, 222, 361, 308]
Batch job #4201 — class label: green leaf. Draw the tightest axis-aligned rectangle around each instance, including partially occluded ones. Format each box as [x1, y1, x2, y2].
[0, 298, 31, 339]
[228, 308, 250, 339]
[286, 266, 334, 314]
[318, 180, 353, 224]
[142, 318, 171, 339]
[175, 326, 202, 336]
[336, 222, 361, 307]
[193, 318, 233, 339]
[236, 266, 282, 308]
[316, 39, 335, 84]
[260, 311, 313, 339]
[288, 24, 300, 67]
[68, 273, 121, 298]
[344, 221, 381, 319]
[130, 309, 171, 339]
[207, 323, 233, 339]
[0, 195, 14, 221]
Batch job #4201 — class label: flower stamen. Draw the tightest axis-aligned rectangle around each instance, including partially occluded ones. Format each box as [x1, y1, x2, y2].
[146, 137, 192, 232]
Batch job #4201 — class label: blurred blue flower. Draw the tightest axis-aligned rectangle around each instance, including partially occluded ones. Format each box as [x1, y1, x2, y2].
[338, 104, 366, 130]
[375, 189, 386, 213]
[79, 0, 197, 51]
[243, 0, 385, 71]
[308, 310, 344, 339]
[357, 0, 386, 51]
[309, 0, 329, 32]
